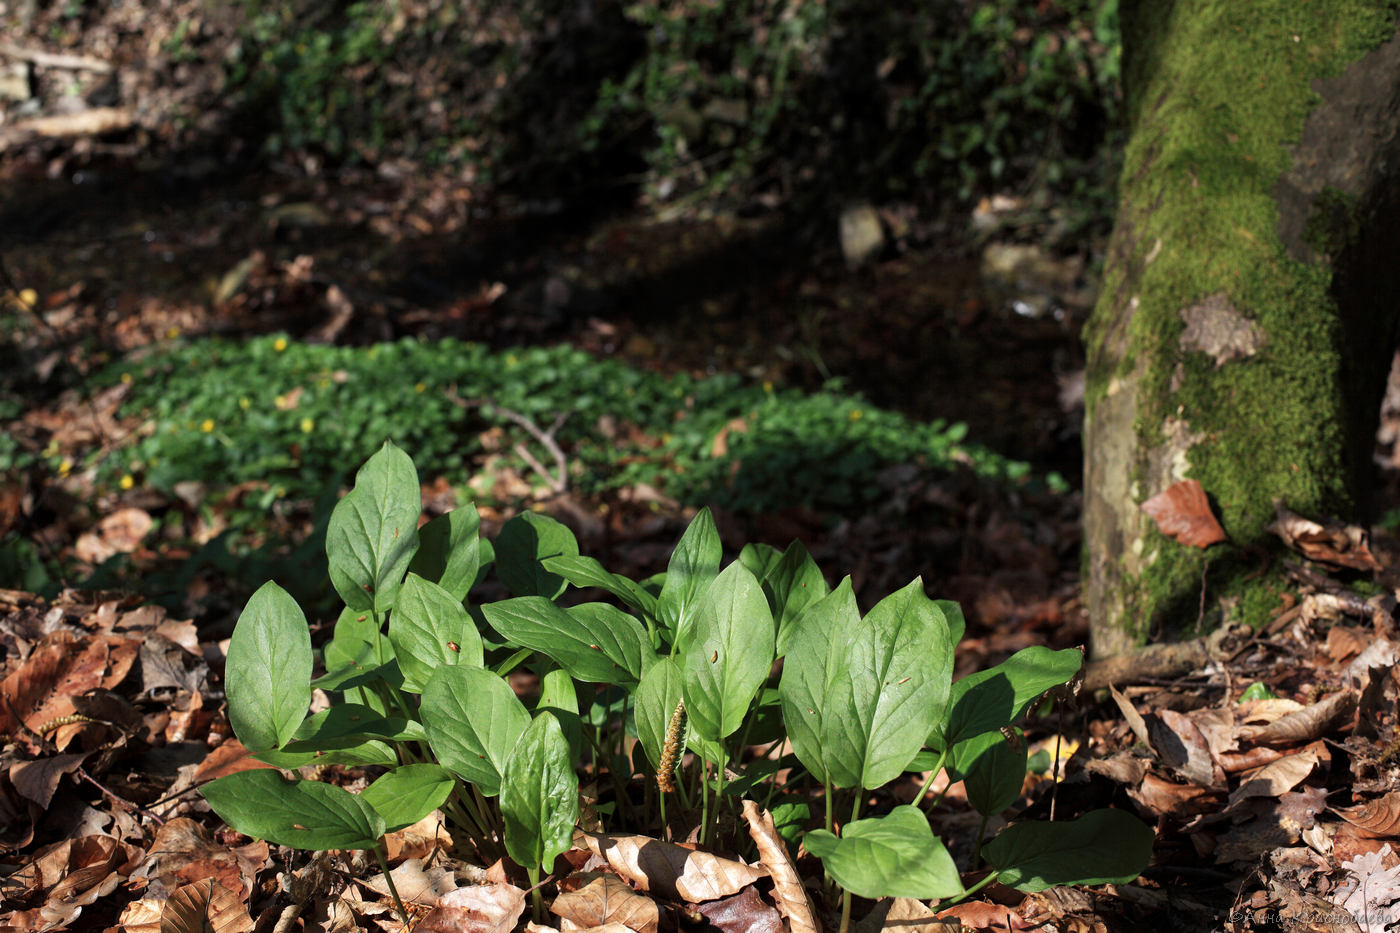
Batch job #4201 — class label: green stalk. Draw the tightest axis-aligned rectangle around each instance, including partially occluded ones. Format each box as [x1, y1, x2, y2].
[699, 759, 711, 846]
[527, 865, 543, 922]
[972, 813, 989, 868]
[839, 888, 852, 933]
[372, 840, 410, 924]
[824, 779, 834, 834]
[911, 748, 947, 808]
[937, 870, 998, 909]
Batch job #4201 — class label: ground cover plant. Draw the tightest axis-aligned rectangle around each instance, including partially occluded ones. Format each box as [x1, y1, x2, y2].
[202, 441, 1152, 929]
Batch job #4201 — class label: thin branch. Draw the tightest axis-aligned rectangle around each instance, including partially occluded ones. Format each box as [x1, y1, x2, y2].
[0, 42, 113, 72]
[443, 389, 570, 495]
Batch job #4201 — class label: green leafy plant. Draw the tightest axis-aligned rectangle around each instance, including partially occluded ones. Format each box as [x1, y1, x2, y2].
[201, 441, 1151, 928]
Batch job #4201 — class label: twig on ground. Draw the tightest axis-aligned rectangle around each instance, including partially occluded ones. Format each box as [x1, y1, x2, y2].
[443, 390, 571, 495]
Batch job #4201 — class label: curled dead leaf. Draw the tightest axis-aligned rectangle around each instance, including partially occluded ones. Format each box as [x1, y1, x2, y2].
[1140, 479, 1226, 548]
[742, 799, 818, 933]
[1334, 792, 1400, 839]
[1237, 690, 1357, 746]
[551, 873, 658, 933]
[162, 878, 254, 933]
[1269, 502, 1381, 571]
[576, 830, 765, 903]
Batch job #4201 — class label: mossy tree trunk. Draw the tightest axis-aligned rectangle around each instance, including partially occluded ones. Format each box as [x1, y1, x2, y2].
[1083, 1, 1400, 657]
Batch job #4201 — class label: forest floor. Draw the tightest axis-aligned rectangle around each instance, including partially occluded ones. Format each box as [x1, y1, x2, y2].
[6, 7, 1400, 933]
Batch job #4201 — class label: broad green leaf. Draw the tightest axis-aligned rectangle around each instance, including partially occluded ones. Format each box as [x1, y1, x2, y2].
[255, 739, 398, 769]
[738, 542, 783, 583]
[227, 582, 312, 752]
[537, 668, 583, 763]
[326, 442, 421, 613]
[634, 657, 684, 771]
[782, 577, 952, 789]
[495, 512, 578, 598]
[765, 541, 829, 656]
[934, 599, 966, 646]
[421, 665, 530, 795]
[317, 608, 400, 691]
[679, 562, 774, 743]
[389, 573, 484, 692]
[779, 579, 861, 786]
[805, 806, 963, 900]
[844, 578, 954, 789]
[983, 809, 1154, 892]
[656, 507, 721, 639]
[542, 554, 658, 618]
[501, 712, 579, 873]
[202, 770, 385, 850]
[951, 728, 1028, 818]
[409, 505, 482, 602]
[482, 597, 650, 687]
[361, 764, 456, 833]
[937, 646, 1084, 749]
[288, 703, 423, 744]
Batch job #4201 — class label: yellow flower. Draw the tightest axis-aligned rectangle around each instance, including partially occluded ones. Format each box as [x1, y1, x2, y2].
[505, 353, 517, 366]
[166, 326, 181, 339]
[300, 417, 315, 434]
[273, 337, 288, 352]
[57, 457, 72, 478]
[120, 474, 135, 490]
[763, 380, 774, 394]
[849, 409, 863, 421]
[415, 382, 426, 393]
[120, 372, 133, 385]
[18, 288, 37, 308]
[239, 397, 251, 410]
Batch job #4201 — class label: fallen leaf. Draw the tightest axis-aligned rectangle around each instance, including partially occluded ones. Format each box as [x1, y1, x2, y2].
[552, 873, 658, 933]
[161, 878, 254, 933]
[1140, 480, 1226, 548]
[1149, 709, 1225, 788]
[1335, 792, 1400, 838]
[0, 633, 139, 736]
[936, 899, 1034, 930]
[1269, 502, 1382, 571]
[74, 507, 154, 563]
[1225, 750, 1318, 811]
[857, 896, 956, 931]
[416, 883, 527, 933]
[741, 800, 818, 933]
[576, 831, 765, 902]
[1238, 690, 1357, 745]
[691, 886, 782, 933]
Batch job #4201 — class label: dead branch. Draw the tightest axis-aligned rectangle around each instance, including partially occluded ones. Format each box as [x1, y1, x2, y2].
[0, 42, 113, 72]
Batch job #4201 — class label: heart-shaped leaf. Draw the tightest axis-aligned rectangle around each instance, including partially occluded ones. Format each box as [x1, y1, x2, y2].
[226, 582, 312, 752]
[495, 512, 578, 598]
[326, 441, 421, 613]
[409, 505, 483, 602]
[937, 646, 1083, 749]
[982, 809, 1154, 892]
[542, 554, 658, 618]
[389, 573, 484, 692]
[501, 712, 579, 873]
[679, 561, 774, 743]
[657, 507, 721, 640]
[422, 665, 530, 795]
[361, 763, 456, 833]
[804, 806, 963, 899]
[482, 597, 650, 687]
[202, 770, 385, 851]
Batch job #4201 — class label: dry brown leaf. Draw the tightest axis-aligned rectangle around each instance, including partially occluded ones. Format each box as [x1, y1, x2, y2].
[741, 799, 818, 933]
[9, 753, 85, 807]
[576, 831, 765, 903]
[115, 896, 165, 933]
[415, 883, 527, 933]
[691, 886, 783, 933]
[192, 739, 276, 783]
[551, 873, 658, 933]
[74, 507, 154, 563]
[1238, 690, 1357, 745]
[0, 632, 139, 735]
[857, 896, 955, 932]
[1107, 685, 1151, 748]
[1269, 502, 1382, 570]
[1335, 792, 1400, 839]
[161, 878, 255, 933]
[383, 811, 453, 863]
[1140, 480, 1226, 548]
[1226, 750, 1318, 812]
[1128, 772, 1221, 818]
[362, 859, 462, 907]
[937, 899, 1035, 930]
[144, 818, 259, 900]
[1083, 751, 1151, 785]
[1149, 709, 1225, 788]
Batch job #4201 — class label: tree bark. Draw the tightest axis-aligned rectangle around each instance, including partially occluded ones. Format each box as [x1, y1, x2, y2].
[1083, 2, 1400, 658]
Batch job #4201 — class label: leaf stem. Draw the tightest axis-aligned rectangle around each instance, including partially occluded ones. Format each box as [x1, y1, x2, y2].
[911, 747, 947, 808]
[839, 888, 852, 933]
[937, 870, 999, 909]
[527, 865, 544, 922]
[371, 840, 410, 925]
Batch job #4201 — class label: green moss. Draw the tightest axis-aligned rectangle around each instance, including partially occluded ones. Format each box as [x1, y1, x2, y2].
[1084, 0, 1398, 637]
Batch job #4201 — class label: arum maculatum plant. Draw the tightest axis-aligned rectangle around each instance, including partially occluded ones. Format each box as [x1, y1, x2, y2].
[202, 441, 1152, 928]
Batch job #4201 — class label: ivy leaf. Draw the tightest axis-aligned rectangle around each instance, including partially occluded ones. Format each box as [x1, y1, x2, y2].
[202, 770, 385, 851]
[326, 441, 421, 613]
[805, 806, 963, 900]
[501, 712, 579, 874]
[226, 582, 312, 752]
[421, 665, 530, 796]
[983, 809, 1154, 892]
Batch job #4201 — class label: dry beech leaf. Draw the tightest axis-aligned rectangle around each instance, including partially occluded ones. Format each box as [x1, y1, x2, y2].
[1128, 772, 1220, 818]
[936, 899, 1035, 930]
[551, 873, 658, 933]
[1269, 502, 1382, 571]
[1140, 479, 1226, 548]
[362, 859, 462, 907]
[0, 632, 139, 735]
[1238, 690, 1357, 745]
[692, 886, 783, 933]
[1149, 708, 1225, 788]
[161, 878, 255, 933]
[1083, 751, 1151, 786]
[416, 883, 527, 933]
[115, 896, 165, 933]
[1334, 792, 1400, 839]
[742, 799, 818, 933]
[1108, 685, 1151, 748]
[1225, 750, 1318, 812]
[856, 896, 954, 932]
[1278, 786, 1330, 831]
[144, 817, 259, 899]
[576, 831, 765, 903]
